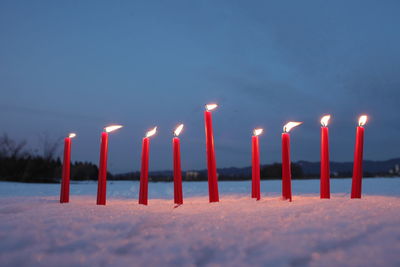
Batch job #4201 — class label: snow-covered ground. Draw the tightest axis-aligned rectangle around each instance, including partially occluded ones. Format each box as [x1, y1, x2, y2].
[1, 178, 400, 198]
[1, 178, 400, 266]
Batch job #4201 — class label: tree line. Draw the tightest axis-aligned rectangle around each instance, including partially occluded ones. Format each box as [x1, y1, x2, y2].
[0, 134, 100, 183]
[0, 133, 305, 183]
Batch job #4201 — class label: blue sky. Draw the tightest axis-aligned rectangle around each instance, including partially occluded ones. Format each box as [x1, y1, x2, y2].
[1, 1, 399, 173]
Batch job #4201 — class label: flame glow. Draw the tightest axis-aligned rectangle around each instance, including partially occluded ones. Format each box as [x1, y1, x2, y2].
[358, 115, 368, 126]
[174, 124, 184, 137]
[205, 103, 218, 111]
[320, 115, 331, 127]
[253, 128, 263, 136]
[146, 126, 157, 138]
[283, 122, 302, 133]
[104, 125, 123, 133]
[68, 133, 76, 138]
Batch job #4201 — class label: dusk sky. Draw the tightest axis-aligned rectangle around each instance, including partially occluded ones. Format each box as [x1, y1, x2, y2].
[1, 1, 399, 173]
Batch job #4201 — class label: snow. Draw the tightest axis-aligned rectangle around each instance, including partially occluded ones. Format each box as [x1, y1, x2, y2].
[1, 179, 400, 266]
[1, 177, 400, 198]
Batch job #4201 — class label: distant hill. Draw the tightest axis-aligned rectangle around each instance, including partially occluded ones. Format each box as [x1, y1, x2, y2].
[113, 158, 400, 181]
[298, 158, 400, 177]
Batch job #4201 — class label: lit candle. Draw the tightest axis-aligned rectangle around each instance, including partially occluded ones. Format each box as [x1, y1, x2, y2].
[251, 128, 263, 200]
[173, 124, 184, 205]
[351, 115, 368, 199]
[96, 125, 123, 205]
[60, 133, 76, 203]
[138, 126, 157, 205]
[320, 115, 331, 199]
[204, 103, 219, 203]
[282, 121, 302, 201]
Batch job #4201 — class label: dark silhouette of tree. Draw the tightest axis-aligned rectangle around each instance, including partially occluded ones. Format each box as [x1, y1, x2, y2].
[261, 163, 304, 179]
[0, 134, 28, 158]
[39, 133, 62, 160]
[0, 134, 99, 182]
[71, 161, 99, 180]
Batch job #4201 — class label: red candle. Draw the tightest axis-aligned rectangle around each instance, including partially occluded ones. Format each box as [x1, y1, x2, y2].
[282, 122, 302, 201]
[139, 126, 157, 205]
[60, 133, 76, 203]
[173, 124, 184, 205]
[97, 132, 108, 205]
[251, 128, 263, 200]
[96, 125, 123, 205]
[351, 115, 367, 199]
[320, 115, 331, 199]
[204, 104, 219, 203]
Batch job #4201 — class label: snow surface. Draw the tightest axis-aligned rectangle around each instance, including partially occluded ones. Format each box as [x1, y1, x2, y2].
[1, 179, 400, 267]
[1, 178, 400, 198]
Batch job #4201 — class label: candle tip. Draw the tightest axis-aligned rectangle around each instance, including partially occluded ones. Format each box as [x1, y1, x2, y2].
[358, 115, 368, 126]
[68, 133, 77, 138]
[104, 125, 123, 133]
[283, 121, 302, 133]
[253, 128, 263, 136]
[146, 126, 157, 138]
[205, 103, 218, 111]
[174, 124, 184, 137]
[320, 115, 331, 127]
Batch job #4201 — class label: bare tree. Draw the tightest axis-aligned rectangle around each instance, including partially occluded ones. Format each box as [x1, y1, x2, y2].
[0, 134, 28, 158]
[38, 133, 63, 160]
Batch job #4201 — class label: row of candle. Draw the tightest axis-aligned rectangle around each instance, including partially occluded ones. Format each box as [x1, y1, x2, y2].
[60, 104, 368, 205]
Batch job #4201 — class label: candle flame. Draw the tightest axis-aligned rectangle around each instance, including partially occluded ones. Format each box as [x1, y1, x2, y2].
[253, 128, 263, 136]
[104, 125, 123, 133]
[358, 115, 368, 126]
[146, 126, 157, 138]
[320, 115, 331, 127]
[174, 124, 184, 137]
[283, 122, 302, 133]
[205, 103, 218, 111]
[68, 133, 77, 138]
